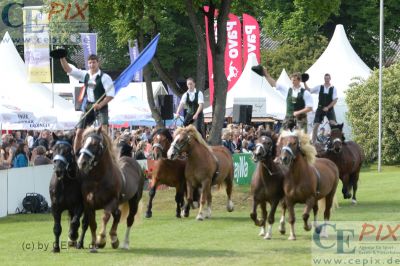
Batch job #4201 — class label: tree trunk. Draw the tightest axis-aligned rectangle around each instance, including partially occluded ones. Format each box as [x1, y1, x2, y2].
[152, 56, 183, 96]
[185, 0, 207, 92]
[208, 0, 231, 145]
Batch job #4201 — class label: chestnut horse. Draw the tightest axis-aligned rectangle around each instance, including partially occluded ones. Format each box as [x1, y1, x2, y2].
[167, 125, 234, 220]
[250, 131, 287, 239]
[77, 127, 144, 251]
[318, 123, 364, 204]
[49, 132, 83, 252]
[280, 130, 339, 240]
[146, 128, 187, 218]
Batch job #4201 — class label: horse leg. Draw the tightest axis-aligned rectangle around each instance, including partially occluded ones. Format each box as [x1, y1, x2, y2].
[351, 172, 359, 205]
[183, 181, 193, 218]
[175, 189, 184, 218]
[265, 200, 279, 240]
[313, 204, 321, 235]
[77, 211, 89, 249]
[302, 198, 315, 231]
[109, 207, 121, 249]
[68, 208, 81, 247]
[145, 184, 157, 218]
[196, 180, 210, 221]
[122, 194, 140, 250]
[320, 193, 335, 238]
[225, 177, 234, 212]
[205, 187, 212, 219]
[88, 210, 98, 253]
[342, 174, 351, 199]
[52, 207, 62, 253]
[287, 201, 296, 240]
[96, 210, 111, 249]
[278, 201, 286, 235]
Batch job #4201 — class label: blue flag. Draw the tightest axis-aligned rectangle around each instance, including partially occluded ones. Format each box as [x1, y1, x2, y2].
[114, 33, 160, 94]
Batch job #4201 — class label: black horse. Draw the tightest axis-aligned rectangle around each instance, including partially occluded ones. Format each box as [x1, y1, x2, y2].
[49, 132, 84, 253]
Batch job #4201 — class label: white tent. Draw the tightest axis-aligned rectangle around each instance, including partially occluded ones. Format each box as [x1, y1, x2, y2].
[204, 53, 286, 120]
[0, 32, 80, 130]
[306, 24, 372, 137]
[276, 68, 292, 90]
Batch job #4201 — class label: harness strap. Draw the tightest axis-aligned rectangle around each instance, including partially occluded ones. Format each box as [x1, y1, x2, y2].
[53, 154, 69, 165]
[212, 154, 220, 184]
[79, 148, 95, 159]
[312, 165, 321, 196]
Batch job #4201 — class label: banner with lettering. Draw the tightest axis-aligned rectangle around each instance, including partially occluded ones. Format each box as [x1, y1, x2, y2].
[23, 6, 51, 82]
[128, 39, 143, 82]
[80, 33, 97, 70]
[242, 14, 260, 67]
[232, 153, 256, 185]
[225, 14, 242, 92]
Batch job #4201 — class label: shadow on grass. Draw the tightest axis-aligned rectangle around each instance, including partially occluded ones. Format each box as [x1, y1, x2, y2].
[116, 247, 239, 257]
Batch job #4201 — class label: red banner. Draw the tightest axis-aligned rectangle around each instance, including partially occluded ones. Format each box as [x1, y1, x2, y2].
[204, 9, 215, 105]
[242, 14, 260, 66]
[225, 14, 242, 93]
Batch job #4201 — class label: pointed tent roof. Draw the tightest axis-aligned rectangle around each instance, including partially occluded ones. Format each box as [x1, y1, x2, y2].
[0, 32, 28, 80]
[276, 68, 291, 89]
[306, 24, 371, 98]
[204, 53, 286, 119]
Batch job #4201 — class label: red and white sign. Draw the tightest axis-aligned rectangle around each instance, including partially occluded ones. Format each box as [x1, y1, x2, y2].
[225, 14, 242, 93]
[243, 14, 260, 66]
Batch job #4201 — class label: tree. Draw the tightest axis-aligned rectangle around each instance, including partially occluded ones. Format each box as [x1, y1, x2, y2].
[346, 62, 400, 164]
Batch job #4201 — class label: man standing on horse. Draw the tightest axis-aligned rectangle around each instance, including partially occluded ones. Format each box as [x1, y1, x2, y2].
[174, 77, 205, 138]
[59, 54, 115, 153]
[262, 68, 313, 132]
[305, 73, 338, 143]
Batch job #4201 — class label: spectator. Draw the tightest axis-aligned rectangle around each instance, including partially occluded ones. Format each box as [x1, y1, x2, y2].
[222, 130, 236, 154]
[241, 140, 251, 153]
[32, 146, 52, 166]
[26, 130, 35, 151]
[33, 130, 50, 151]
[135, 140, 147, 160]
[14, 131, 24, 145]
[12, 143, 29, 168]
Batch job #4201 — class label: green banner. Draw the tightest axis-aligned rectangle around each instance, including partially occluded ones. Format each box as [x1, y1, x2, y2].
[232, 153, 256, 185]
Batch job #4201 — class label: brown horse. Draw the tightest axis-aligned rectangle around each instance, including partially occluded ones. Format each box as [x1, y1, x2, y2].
[280, 130, 339, 240]
[49, 132, 83, 252]
[145, 128, 187, 218]
[250, 131, 287, 239]
[76, 127, 144, 251]
[167, 125, 234, 220]
[318, 123, 364, 204]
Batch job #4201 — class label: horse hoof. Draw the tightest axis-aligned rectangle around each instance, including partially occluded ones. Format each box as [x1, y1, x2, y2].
[96, 241, 106, 249]
[227, 201, 234, 212]
[52, 247, 60, 253]
[111, 239, 119, 249]
[196, 214, 204, 221]
[288, 235, 296, 241]
[351, 199, 357, 205]
[77, 242, 84, 249]
[315, 225, 322, 234]
[192, 202, 199, 209]
[89, 248, 98, 253]
[320, 231, 329, 238]
[279, 229, 286, 235]
[68, 240, 77, 247]
[176, 212, 181, 218]
[184, 211, 190, 218]
[304, 223, 312, 231]
[145, 211, 152, 218]
[264, 234, 272, 240]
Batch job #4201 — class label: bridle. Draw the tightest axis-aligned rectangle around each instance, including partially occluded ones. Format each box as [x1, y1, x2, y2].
[52, 140, 77, 179]
[171, 135, 191, 155]
[281, 138, 301, 165]
[79, 133, 105, 169]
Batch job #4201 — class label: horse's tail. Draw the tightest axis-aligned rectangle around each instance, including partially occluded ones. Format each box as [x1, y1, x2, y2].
[119, 202, 130, 223]
[318, 192, 339, 218]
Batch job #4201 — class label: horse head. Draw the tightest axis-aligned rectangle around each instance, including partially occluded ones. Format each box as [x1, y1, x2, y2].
[151, 128, 173, 160]
[167, 129, 191, 160]
[51, 132, 76, 179]
[280, 133, 300, 166]
[252, 132, 276, 162]
[328, 123, 344, 153]
[77, 127, 106, 175]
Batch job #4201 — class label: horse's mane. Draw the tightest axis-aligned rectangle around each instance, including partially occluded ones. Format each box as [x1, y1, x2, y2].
[82, 127, 118, 165]
[282, 130, 316, 164]
[151, 128, 173, 142]
[174, 125, 212, 153]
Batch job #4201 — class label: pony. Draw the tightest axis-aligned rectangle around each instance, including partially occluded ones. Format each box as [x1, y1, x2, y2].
[250, 130, 287, 239]
[49, 132, 83, 252]
[76, 127, 144, 251]
[146, 128, 187, 218]
[318, 123, 364, 204]
[280, 130, 339, 240]
[167, 125, 234, 220]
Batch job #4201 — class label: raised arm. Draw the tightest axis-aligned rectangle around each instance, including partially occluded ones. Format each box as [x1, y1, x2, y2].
[262, 67, 276, 87]
[60, 57, 72, 73]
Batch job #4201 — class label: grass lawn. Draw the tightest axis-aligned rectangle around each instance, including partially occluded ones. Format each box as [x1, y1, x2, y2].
[0, 165, 399, 266]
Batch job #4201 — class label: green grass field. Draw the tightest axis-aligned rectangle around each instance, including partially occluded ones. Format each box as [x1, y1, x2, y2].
[0, 165, 399, 266]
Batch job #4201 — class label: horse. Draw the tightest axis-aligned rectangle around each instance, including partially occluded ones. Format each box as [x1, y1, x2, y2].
[318, 123, 364, 204]
[76, 127, 144, 251]
[49, 132, 83, 252]
[280, 130, 339, 240]
[167, 125, 234, 220]
[250, 131, 287, 239]
[145, 128, 187, 218]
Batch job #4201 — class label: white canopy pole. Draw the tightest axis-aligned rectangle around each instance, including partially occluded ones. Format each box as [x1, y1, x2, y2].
[378, 0, 384, 172]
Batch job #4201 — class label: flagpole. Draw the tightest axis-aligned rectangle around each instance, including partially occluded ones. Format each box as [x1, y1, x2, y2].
[50, 33, 54, 108]
[378, 0, 383, 172]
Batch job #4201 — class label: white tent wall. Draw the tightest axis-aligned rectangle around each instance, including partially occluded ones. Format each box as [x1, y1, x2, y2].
[204, 53, 286, 120]
[305, 24, 371, 138]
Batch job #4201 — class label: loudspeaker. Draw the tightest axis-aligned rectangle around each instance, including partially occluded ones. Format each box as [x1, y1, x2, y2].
[158, 95, 174, 120]
[232, 104, 252, 124]
[74, 86, 84, 111]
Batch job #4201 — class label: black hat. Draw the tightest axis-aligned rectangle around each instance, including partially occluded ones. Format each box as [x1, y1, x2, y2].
[50, 48, 67, 59]
[251, 65, 265, 77]
[301, 73, 309, 82]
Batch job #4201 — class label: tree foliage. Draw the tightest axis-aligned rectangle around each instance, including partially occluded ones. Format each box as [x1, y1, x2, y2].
[346, 62, 400, 164]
